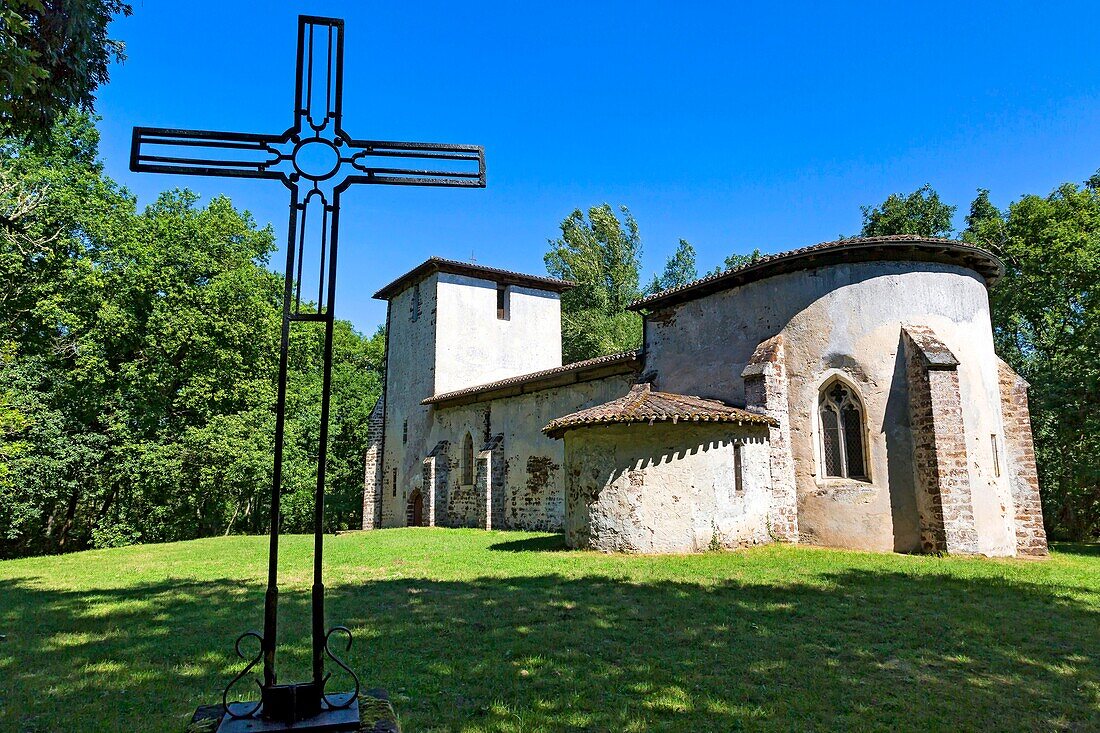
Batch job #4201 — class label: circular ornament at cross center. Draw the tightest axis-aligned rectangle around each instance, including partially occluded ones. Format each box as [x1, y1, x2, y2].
[293, 139, 341, 180]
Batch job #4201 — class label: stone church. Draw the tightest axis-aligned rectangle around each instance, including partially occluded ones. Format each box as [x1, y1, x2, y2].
[362, 234, 1048, 557]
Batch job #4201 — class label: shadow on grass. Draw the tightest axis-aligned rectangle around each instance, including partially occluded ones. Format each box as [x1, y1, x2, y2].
[1052, 542, 1100, 557]
[1, 565, 1098, 732]
[487, 534, 567, 552]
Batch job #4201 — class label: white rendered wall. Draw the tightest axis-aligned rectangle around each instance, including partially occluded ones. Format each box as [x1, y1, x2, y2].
[381, 269, 571, 528]
[380, 273, 442, 527]
[434, 273, 563, 395]
[563, 423, 773, 553]
[643, 261, 1017, 555]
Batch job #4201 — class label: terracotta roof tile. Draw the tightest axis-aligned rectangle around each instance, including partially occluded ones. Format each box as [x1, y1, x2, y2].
[629, 235, 1004, 311]
[374, 257, 574, 300]
[543, 383, 775, 439]
[423, 350, 641, 406]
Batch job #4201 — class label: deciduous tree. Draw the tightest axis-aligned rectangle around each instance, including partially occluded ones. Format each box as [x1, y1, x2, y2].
[647, 239, 698, 294]
[973, 177, 1100, 539]
[0, 114, 383, 557]
[545, 204, 644, 362]
[860, 184, 956, 238]
[708, 248, 763, 276]
[0, 0, 132, 140]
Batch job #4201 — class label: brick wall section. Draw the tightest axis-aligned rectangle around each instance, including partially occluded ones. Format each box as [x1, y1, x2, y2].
[997, 358, 1049, 556]
[362, 396, 385, 530]
[420, 458, 435, 527]
[446, 474, 480, 528]
[741, 334, 798, 541]
[491, 445, 506, 528]
[474, 435, 506, 530]
[902, 325, 979, 554]
[513, 456, 562, 531]
[418, 441, 450, 527]
[444, 435, 504, 529]
[476, 452, 492, 529]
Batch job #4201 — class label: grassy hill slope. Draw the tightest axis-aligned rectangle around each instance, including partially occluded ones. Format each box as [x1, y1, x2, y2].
[1, 530, 1097, 732]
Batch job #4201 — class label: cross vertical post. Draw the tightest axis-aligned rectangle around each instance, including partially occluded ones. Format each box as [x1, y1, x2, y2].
[131, 14, 484, 730]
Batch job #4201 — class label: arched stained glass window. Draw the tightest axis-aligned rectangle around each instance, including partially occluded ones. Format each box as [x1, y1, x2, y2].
[462, 432, 474, 485]
[819, 379, 868, 480]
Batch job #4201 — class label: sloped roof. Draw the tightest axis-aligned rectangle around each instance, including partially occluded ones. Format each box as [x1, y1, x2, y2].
[629, 235, 1004, 312]
[423, 350, 641, 407]
[902, 324, 960, 369]
[543, 383, 775, 439]
[373, 257, 574, 300]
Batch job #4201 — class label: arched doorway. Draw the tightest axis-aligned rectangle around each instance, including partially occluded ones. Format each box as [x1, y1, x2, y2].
[407, 489, 424, 527]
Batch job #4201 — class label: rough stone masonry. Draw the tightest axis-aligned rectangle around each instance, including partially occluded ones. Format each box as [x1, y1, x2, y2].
[364, 237, 1047, 557]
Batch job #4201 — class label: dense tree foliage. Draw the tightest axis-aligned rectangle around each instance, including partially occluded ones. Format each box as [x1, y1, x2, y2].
[709, 248, 763, 276]
[963, 177, 1100, 540]
[545, 204, 645, 363]
[860, 184, 957, 238]
[0, 114, 382, 557]
[647, 239, 697, 294]
[861, 180, 1100, 540]
[546, 205, 769, 361]
[0, 0, 131, 140]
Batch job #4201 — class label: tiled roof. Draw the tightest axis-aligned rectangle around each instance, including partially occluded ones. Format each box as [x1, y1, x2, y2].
[543, 383, 776, 439]
[373, 257, 574, 300]
[629, 235, 1004, 311]
[423, 350, 642, 407]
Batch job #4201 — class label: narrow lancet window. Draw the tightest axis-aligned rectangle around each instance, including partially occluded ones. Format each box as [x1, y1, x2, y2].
[819, 379, 868, 480]
[462, 432, 474, 485]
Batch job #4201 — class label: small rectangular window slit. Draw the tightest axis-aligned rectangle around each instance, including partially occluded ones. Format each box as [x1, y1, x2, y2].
[733, 442, 743, 494]
[991, 434, 1001, 477]
[410, 283, 421, 322]
[496, 285, 509, 320]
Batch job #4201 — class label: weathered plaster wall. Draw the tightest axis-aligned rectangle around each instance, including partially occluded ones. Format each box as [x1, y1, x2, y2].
[563, 423, 772, 553]
[381, 271, 567, 529]
[434, 274, 563, 394]
[380, 274, 439, 527]
[428, 374, 637, 531]
[742, 335, 798, 541]
[644, 261, 1017, 555]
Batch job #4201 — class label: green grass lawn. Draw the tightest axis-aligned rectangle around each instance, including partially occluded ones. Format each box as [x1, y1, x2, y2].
[0, 530, 1097, 732]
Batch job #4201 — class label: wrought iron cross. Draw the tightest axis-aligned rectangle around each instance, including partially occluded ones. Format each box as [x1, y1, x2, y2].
[130, 15, 484, 729]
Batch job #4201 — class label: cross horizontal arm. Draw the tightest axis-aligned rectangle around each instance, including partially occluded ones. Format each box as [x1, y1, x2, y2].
[344, 139, 485, 188]
[130, 127, 287, 180]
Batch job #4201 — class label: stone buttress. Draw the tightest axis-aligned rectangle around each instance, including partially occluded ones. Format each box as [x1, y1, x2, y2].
[902, 325, 979, 554]
[742, 335, 799, 542]
[997, 358, 1048, 556]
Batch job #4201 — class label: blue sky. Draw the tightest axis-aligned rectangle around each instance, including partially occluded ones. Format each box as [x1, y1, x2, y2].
[96, 1, 1100, 333]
